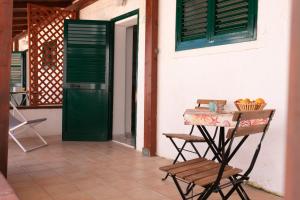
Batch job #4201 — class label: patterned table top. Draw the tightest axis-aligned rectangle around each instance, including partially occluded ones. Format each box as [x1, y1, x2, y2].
[184, 108, 267, 128]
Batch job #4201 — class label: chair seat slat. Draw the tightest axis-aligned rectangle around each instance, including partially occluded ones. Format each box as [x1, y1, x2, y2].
[176, 162, 219, 179]
[195, 168, 242, 186]
[159, 158, 205, 171]
[185, 166, 232, 182]
[169, 160, 213, 175]
[163, 133, 205, 142]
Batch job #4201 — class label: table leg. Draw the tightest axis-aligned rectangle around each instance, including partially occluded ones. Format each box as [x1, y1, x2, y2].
[219, 127, 225, 156]
[197, 125, 222, 162]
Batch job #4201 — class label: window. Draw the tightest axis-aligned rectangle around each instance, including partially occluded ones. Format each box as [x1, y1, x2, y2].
[176, 0, 258, 51]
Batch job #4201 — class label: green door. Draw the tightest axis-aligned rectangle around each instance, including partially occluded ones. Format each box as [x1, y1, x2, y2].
[62, 20, 112, 141]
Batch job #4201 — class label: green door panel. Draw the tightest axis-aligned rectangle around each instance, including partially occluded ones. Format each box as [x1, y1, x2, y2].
[62, 89, 109, 141]
[63, 20, 112, 141]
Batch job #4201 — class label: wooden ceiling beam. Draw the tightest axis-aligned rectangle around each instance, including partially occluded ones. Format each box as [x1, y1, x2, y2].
[66, 0, 98, 11]
[12, 26, 27, 31]
[13, 23, 27, 27]
[14, 0, 71, 2]
[13, 19, 27, 24]
[14, 1, 72, 8]
[13, 31, 23, 35]
[13, 12, 27, 18]
[13, 7, 27, 12]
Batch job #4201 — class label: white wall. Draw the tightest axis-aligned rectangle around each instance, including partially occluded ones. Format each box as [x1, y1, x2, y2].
[157, 0, 291, 194]
[80, 0, 146, 151]
[125, 27, 133, 134]
[113, 25, 127, 135]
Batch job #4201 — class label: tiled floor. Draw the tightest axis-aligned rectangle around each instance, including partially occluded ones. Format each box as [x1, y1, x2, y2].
[7, 136, 282, 200]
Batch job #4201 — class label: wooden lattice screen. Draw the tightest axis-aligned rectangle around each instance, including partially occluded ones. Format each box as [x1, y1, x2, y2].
[28, 4, 76, 105]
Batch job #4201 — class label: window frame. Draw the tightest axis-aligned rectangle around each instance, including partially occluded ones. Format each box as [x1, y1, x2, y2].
[175, 0, 258, 51]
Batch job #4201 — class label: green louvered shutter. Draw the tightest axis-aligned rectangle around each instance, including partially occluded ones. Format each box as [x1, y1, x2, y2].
[176, 0, 257, 51]
[179, 0, 209, 42]
[214, 0, 255, 36]
[65, 22, 108, 83]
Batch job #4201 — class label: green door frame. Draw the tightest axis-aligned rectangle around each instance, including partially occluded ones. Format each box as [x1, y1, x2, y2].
[110, 9, 140, 147]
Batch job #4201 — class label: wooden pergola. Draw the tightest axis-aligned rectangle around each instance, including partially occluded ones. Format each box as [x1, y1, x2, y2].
[13, 0, 73, 39]
[12, 0, 98, 49]
[0, 0, 158, 178]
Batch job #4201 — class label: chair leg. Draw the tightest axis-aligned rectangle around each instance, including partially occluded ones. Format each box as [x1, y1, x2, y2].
[170, 138, 188, 162]
[224, 183, 250, 200]
[172, 175, 188, 200]
[197, 186, 214, 200]
[162, 139, 188, 181]
[185, 183, 195, 196]
[202, 126, 219, 158]
[162, 173, 170, 181]
[9, 127, 48, 153]
[219, 190, 226, 200]
[228, 177, 250, 200]
[237, 184, 250, 200]
[227, 177, 246, 200]
[9, 131, 27, 152]
[190, 142, 201, 158]
[30, 126, 48, 145]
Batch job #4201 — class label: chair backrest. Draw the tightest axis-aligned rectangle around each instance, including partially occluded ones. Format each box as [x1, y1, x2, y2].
[196, 99, 227, 108]
[226, 109, 275, 138]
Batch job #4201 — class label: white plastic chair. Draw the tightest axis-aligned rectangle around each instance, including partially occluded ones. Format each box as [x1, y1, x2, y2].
[9, 102, 48, 152]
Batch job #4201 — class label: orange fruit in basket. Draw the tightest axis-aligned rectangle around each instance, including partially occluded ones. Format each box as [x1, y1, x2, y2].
[255, 98, 265, 105]
[240, 98, 251, 104]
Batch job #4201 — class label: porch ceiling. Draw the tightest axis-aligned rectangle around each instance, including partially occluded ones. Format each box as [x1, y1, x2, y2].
[12, 0, 75, 38]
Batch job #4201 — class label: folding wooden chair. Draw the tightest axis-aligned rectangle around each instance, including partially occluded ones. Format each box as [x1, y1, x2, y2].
[160, 109, 275, 200]
[162, 99, 227, 180]
[9, 102, 48, 152]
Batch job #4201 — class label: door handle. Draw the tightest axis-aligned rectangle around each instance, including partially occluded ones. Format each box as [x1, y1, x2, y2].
[70, 84, 81, 89]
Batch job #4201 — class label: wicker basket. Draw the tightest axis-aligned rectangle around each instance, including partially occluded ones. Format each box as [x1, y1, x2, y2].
[234, 101, 266, 111]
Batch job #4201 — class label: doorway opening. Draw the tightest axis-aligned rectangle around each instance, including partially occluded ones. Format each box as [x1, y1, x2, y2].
[112, 12, 139, 148]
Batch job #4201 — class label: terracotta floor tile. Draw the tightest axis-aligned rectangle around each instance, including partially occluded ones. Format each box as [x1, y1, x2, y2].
[7, 136, 282, 200]
[8, 174, 33, 184]
[52, 191, 95, 200]
[42, 183, 80, 197]
[14, 187, 52, 200]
